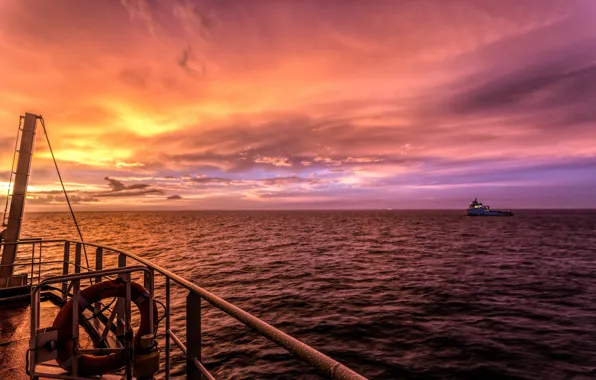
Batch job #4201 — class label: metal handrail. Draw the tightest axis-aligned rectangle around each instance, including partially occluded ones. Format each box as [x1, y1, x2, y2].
[5, 239, 368, 380]
[33, 265, 149, 289]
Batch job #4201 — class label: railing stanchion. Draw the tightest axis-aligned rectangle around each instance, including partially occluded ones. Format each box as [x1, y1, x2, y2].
[37, 241, 42, 284]
[29, 288, 40, 379]
[165, 277, 171, 380]
[144, 267, 155, 334]
[30, 242, 35, 285]
[116, 254, 126, 336]
[72, 274, 80, 377]
[125, 272, 133, 380]
[186, 292, 201, 380]
[61, 242, 70, 302]
[75, 243, 82, 275]
[94, 247, 103, 312]
[73, 243, 82, 376]
[74, 240, 82, 374]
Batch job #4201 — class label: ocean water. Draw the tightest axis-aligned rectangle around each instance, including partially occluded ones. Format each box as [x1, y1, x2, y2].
[16, 210, 596, 379]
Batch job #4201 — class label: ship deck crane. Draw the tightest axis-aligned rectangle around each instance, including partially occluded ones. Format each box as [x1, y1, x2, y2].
[0, 112, 38, 287]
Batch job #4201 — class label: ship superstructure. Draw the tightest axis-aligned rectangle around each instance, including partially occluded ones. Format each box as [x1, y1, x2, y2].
[467, 198, 513, 216]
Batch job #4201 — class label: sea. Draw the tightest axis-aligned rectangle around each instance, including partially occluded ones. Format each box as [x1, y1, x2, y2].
[15, 210, 596, 379]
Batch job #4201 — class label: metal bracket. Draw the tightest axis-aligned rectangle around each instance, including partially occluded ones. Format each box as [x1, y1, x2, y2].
[34, 328, 58, 364]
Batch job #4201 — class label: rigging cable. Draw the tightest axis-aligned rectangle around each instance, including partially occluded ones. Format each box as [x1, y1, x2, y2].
[38, 116, 92, 277]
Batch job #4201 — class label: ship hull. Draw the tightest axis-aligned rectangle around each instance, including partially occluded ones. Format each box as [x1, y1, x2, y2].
[467, 211, 513, 216]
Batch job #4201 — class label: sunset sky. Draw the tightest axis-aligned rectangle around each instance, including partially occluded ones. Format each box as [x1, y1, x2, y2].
[0, 0, 595, 210]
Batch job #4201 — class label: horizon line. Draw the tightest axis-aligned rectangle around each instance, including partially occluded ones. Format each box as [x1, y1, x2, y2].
[22, 208, 596, 213]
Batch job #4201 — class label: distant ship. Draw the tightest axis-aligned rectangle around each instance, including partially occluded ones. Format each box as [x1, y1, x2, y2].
[467, 198, 513, 216]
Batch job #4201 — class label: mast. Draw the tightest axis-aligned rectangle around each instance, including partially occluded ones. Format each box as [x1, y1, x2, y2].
[0, 112, 38, 284]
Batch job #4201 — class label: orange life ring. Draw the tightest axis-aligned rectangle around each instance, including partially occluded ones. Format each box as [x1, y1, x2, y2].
[52, 279, 158, 376]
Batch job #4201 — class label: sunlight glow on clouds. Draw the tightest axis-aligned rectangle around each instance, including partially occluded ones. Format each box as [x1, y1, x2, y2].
[0, 0, 595, 210]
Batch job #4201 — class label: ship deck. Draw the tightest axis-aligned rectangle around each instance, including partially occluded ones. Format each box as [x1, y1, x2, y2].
[1, 297, 39, 380]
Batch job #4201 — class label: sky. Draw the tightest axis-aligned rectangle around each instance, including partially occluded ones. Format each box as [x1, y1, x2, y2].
[0, 0, 595, 211]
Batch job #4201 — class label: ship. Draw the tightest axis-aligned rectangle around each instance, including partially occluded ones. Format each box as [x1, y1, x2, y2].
[466, 198, 513, 216]
[0, 113, 367, 380]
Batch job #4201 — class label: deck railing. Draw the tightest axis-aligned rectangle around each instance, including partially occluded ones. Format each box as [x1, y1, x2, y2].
[30, 265, 154, 380]
[1, 239, 367, 380]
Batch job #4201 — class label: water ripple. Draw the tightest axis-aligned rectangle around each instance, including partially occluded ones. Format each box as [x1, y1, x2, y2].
[18, 210, 596, 379]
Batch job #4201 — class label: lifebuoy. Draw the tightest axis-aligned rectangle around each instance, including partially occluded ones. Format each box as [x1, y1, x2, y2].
[52, 279, 158, 376]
